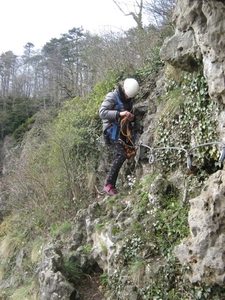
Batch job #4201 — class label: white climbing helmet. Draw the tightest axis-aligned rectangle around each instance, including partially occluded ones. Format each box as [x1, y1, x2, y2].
[124, 78, 139, 98]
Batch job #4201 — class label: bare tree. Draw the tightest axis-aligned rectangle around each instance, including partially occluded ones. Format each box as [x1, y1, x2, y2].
[144, 0, 175, 27]
[113, 0, 144, 30]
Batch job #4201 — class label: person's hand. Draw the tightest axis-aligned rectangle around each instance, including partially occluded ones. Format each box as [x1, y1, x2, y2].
[120, 110, 134, 121]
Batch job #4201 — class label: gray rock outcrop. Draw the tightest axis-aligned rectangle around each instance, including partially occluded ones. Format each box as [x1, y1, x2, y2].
[160, 0, 225, 104]
[38, 243, 75, 300]
[159, 0, 225, 288]
[174, 170, 225, 285]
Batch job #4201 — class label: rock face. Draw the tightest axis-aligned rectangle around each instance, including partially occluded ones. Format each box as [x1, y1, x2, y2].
[174, 170, 225, 285]
[38, 243, 75, 300]
[160, 0, 225, 104]
[159, 0, 225, 288]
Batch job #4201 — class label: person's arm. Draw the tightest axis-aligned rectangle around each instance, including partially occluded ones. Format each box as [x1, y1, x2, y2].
[99, 93, 120, 122]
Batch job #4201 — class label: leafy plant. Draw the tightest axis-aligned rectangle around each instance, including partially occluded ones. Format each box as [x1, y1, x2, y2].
[112, 227, 120, 235]
[152, 198, 189, 256]
[100, 273, 108, 286]
[82, 244, 92, 254]
[155, 71, 220, 174]
[123, 234, 145, 262]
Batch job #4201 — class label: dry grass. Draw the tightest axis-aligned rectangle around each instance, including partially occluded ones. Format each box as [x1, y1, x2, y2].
[0, 235, 23, 261]
[9, 281, 39, 300]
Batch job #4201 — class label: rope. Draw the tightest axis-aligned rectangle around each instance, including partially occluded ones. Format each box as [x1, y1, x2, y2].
[119, 117, 137, 158]
[120, 117, 135, 149]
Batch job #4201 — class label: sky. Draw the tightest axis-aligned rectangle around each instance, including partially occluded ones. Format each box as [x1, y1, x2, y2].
[0, 0, 138, 56]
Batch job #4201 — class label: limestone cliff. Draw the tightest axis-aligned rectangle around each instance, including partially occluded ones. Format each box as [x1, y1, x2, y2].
[160, 0, 225, 105]
[159, 0, 225, 289]
[174, 170, 225, 285]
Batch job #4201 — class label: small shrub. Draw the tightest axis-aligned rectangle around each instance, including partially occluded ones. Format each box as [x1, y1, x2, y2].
[64, 257, 84, 283]
[82, 244, 92, 254]
[13, 116, 35, 142]
[100, 273, 108, 286]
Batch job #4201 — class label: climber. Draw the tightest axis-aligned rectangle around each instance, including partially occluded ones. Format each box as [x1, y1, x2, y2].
[99, 78, 140, 196]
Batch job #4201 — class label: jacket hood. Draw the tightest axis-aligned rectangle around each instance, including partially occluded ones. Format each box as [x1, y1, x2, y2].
[117, 84, 126, 102]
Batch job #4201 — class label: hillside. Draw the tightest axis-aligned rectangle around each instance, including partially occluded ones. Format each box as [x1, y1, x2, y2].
[0, 0, 225, 299]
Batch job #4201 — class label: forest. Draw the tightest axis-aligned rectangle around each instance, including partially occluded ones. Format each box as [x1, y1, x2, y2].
[0, 0, 174, 138]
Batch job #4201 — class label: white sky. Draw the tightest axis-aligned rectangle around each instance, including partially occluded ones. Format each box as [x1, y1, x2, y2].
[0, 0, 137, 55]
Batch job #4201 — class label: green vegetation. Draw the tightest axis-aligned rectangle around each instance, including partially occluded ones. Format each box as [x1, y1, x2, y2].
[100, 272, 108, 286]
[13, 116, 36, 142]
[152, 197, 189, 255]
[95, 222, 105, 233]
[135, 46, 165, 78]
[3, 72, 120, 234]
[155, 71, 220, 174]
[109, 190, 225, 299]
[81, 244, 92, 255]
[0, 97, 37, 139]
[50, 220, 72, 238]
[64, 256, 84, 283]
[4, 279, 38, 300]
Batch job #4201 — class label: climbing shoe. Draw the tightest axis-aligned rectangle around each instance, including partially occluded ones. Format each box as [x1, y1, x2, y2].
[104, 184, 117, 196]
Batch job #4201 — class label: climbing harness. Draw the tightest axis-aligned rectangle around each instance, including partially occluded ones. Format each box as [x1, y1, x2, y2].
[140, 141, 225, 169]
